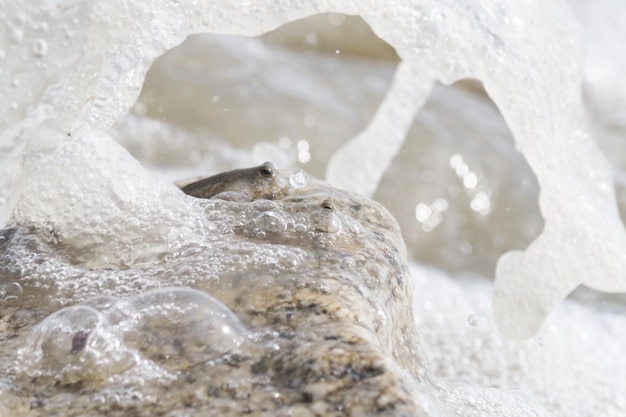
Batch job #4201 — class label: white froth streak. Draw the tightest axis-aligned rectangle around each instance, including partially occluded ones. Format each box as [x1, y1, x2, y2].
[186, 0, 626, 337]
[203, 0, 626, 337]
[2, 0, 625, 334]
[326, 61, 434, 197]
[7, 1, 210, 266]
[325, 0, 626, 337]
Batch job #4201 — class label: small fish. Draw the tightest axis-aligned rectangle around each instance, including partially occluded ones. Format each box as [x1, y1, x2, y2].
[180, 162, 287, 202]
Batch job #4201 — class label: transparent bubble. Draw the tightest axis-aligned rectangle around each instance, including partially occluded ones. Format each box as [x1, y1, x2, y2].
[231, 241, 257, 253]
[116, 287, 246, 370]
[467, 313, 478, 326]
[309, 210, 342, 234]
[255, 211, 287, 234]
[19, 305, 135, 382]
[15, 281, 244, 380]
[273, 247, 304, 269]
[249, 199, 277, 212]
[293, 223, 307, 233]
[289, 169, 309, 188]
[344, 216, 364, 234]
[1, 282, 22, 301]
[81, 295, 119, 312]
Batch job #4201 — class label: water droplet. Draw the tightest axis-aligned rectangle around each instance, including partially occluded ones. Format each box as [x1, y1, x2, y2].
[31, 39, 48, 57]
[289, 170, 309, 188]
[467, 313, 478, 326]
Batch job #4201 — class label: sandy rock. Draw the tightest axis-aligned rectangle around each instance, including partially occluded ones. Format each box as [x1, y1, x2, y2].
[0, 166, 427, 416]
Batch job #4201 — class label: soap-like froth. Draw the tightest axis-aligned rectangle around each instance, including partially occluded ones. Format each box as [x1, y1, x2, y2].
[9, 128, 209, 268]
[1, 0, 625, 415]
[317, 0, 626, 337]
[2, 162, 625, 415]
[5, 0, 624, 339]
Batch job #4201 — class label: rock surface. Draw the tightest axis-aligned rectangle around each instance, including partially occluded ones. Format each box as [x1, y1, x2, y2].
[0, 165, 427, 416]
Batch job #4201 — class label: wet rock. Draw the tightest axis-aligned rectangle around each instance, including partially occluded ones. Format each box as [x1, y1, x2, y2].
[0, 166, 427, 416]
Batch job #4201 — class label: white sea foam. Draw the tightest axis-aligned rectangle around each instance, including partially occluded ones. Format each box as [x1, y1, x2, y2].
[412, 263, 626, 417]
[1, 0, 625, 415]
[3, 0, 625, 338]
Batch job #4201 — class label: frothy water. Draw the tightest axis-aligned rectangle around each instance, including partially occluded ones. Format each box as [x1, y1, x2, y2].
[1, 0, 626, 416]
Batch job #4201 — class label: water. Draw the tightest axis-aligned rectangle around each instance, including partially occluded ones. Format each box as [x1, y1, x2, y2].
[1, 0, 626, 416]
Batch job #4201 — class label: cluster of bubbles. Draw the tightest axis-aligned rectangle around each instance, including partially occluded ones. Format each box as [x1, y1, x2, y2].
[199, 193, 365, 250]
[18, 287, 246, 381]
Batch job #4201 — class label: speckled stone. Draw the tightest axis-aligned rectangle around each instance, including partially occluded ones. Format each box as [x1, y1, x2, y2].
[0, 167, 428, 417]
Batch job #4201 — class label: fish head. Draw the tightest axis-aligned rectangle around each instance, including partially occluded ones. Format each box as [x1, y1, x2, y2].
[253, 161, 288, 199]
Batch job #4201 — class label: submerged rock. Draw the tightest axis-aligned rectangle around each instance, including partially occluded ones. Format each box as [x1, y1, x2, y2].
[0, 165, 427, 416]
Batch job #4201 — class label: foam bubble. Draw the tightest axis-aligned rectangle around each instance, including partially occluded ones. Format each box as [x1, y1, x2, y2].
[18, 287, 246, 379]
[0, 282, 22, 302]
[344, 216, 364, 235]
[117, 288, 246, 368]
[19, 305, 136, 382]
[255, 211, 287, 234]
[9, 129, 208, 268]
[1, 0, 625, 414]
[308, 209, 342, 234]
[249, 199, 278, 212]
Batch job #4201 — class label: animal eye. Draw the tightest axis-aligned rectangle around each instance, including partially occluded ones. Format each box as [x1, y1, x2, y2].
[259, 162, 274, 178]
[320, 200, 334, 210]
